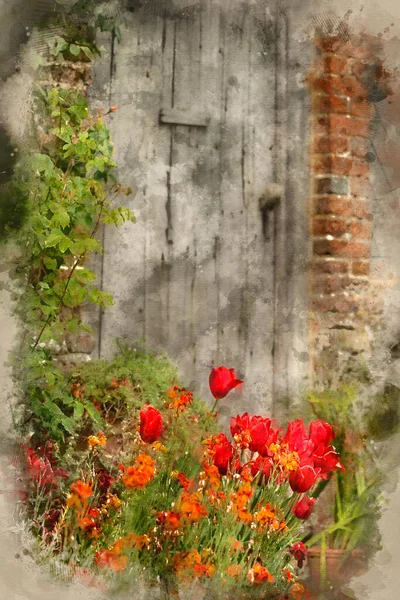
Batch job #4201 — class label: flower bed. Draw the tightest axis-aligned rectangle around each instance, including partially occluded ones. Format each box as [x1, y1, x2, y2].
[15, 356, 343, 599]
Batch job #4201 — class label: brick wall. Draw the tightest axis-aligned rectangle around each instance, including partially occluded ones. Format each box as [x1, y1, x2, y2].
[308, 33, 391, 384]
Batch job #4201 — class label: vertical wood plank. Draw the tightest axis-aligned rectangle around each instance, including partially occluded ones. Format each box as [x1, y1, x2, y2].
[242, 7, 277, 415]
[100, 6, 171, 358]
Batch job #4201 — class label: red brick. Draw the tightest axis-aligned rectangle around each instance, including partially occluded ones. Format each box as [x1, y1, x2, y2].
[352, 261, 370, 276]
[350, 100, 372, 118]
[348, 221, 371, 239]
[312, 294, 360, 314]
[312, 94, 349, 114]
[313, 239, 370, 258]
[324, 55, 349, 74]
[312, 217, 347, 236]
[313, 155, 353, 176]
[313, 135, 349, 154]
[314, 196, 372, 219]
[349, 160, 370, 177]
[312, 274, 354, 294]
[315, 36, 374, 60]
[351, 136, 370, 158]
[351, 175, 371, 197]
[312, 260, 349, 274]
[314, 115, 370, 138]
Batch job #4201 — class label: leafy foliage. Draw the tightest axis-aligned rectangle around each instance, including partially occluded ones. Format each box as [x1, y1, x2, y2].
[2, 45, 134, 443]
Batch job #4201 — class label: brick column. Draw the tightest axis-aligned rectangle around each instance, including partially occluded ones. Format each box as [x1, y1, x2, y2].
[308, 34, 386, 385]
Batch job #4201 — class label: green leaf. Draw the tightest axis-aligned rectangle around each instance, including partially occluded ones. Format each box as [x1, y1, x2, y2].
[73, 402, 84, 420]
[56, 210, 70, 229]
[84, 402, 104, 426]
[44, 257, 58, 271]
[69, 44, 81, 56]
[81, 46, 94, 61]
[58, 237, 72, 253]
[45, 233, 64, 248]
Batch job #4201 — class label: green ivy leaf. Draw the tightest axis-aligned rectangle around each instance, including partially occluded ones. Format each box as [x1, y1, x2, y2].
[73, 402, 85, 420]
[69, 44, 81, 56]
[45, 233, 64, 248]
[44, 257, 58, 271]
[81, 46, 94, 61]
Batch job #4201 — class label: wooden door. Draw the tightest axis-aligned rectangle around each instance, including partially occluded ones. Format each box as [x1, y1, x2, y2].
[99, 0, 286, 414]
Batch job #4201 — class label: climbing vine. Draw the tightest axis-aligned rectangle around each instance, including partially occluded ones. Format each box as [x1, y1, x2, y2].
[2, 25, 134, 443]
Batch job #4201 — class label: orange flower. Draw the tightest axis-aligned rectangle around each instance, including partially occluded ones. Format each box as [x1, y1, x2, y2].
[226, 564, 242, 578]
[168, 385, 193, 412]
[231, 483, 252, 510]
[126, 533, 151, 550]
[88, 432, 107, 448]
[240, 467, 253, 483]
[122, 454, 155, 489]
[95, 547, 128, 573]
[203, 463, 221, 489]
[247, 563, 275, 584]
[237, 509, 253, 525]
[206, 489, 226, 505]
[290, 582, 306, 600]
[157, 511, 182, 532]
[180, 492, 208, 522]
[193, 562, 215, 578]
[69, 480, 93, 503]
[254, 504, 287, 533]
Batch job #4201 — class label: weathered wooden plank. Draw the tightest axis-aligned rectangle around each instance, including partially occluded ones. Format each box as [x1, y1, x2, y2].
[215, 1, 250, 416]
[189, 0, 223, 400]
[242, 8, 277, 415]
[160, 107, 210, 127]
[100, 8, 171, 358]
[164, 10, 204, 385]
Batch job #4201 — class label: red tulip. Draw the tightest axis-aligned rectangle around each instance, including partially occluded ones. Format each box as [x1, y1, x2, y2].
[289, 542, 307, 569]
[230, 413, 279, 455]
[284, 419, 313, 458]
[139, 405, 164, 443]
[209, 366, 243, 400]
[313, 447, 345, 479]
[289, 463, 321, 493]
[212, 433, 234, 475]
[293, 495, 316, 520]
[26, 448, 55, 486]
[309, 420, 334, 447]
[246, 455, 273, 482]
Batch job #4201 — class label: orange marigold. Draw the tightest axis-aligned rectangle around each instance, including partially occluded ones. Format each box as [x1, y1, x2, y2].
[226, 564, 242, 578]
[95, 547, 128, 573]
[180, 491, 208, 522]
[290, 582, 306, 600]
[122, 454, 155, 489]
[203, 463, 221, 489]
[157, 510, 182, 532]
[247, 563, 275, 584]
[70, 480, 93, 501]
[206, 489, 226, 505]
[88, 432, 107, 448]
[168, 385, 193, 412]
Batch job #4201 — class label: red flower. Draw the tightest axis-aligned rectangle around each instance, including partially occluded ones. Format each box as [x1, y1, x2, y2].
[283, 419, 313, 458]
[289, 542, 307, 569]
[139, 405, 164, 443]
[308, 420, 334, 447]
[289, 463, 321, 493]
[26, 448, 55, 486]
[246, 455, 273, 482]
[209, 366, 243, 400]
[231, 413, 279, 455]
[212, 434, 234, 475]
[292, 496, 316, 520]
[313, 447, 345, 479]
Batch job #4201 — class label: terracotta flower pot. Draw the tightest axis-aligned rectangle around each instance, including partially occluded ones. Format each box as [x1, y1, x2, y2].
[307, 546, 366, 594]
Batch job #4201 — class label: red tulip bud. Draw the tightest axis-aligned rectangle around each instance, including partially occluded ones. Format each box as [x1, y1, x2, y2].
[209, 366, 243, 400]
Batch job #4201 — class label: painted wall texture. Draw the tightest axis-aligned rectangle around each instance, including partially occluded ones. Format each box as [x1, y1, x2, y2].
[1, 0, 400, 599]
